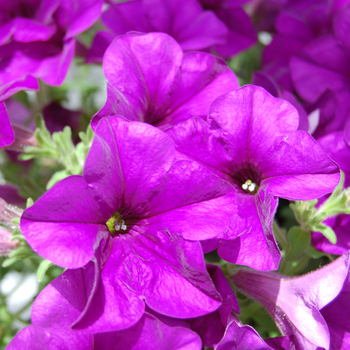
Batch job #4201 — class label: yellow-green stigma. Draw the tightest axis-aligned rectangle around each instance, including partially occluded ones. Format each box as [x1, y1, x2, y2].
[106, 211, 127, 234]
[242, 179, 259, 194]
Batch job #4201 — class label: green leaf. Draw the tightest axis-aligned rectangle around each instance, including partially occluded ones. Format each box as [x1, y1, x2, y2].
[2, 256, 21, 267]
[26, 197, 34, 208]
[285, 227, 311, 261]
[37, 259, 53, 282]
[9, 246, 32, 259]
[11, 217, 20, 225]
[312, 224, 337, 244]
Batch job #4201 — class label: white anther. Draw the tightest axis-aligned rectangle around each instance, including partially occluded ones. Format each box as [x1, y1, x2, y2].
[115, 220, 127, 231]
[242, 183, 248, 190]
[248, 183, 256, 192]
[121, 220, 127, 230]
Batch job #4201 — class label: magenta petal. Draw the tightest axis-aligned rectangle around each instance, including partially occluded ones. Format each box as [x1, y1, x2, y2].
[101, 32, 182, 125]
[0, 102, 14, 147]
[21, 176, 109, 268]
[106, 232, 220, 319]
[83, 118, 125, 215]
[176, 10, 228, 51]
[218, 191, 280, 271]
[189, 265, 239, 347]
[334, 4, 350, 55]
[214, 8, 257, 58]
[93, 312, 202, 350]
[262, 130, 340, 200]
[157, 51, 239, 127]
[63, 0, 103, 40]
[93, 32, 239, 129]
[216, 317, 274, 350]
[6, 325, 93, 350]
[35, 38, 75, 86]
[290, 35, 350, 103]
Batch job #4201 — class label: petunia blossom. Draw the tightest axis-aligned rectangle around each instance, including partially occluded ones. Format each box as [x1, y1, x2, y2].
[87, 0, 228, 62]
[290, 34, 350, 137]
[230, 251, 350, 350]
[20, 116, 238, 331]
[260, 0, 345, 91]
[0, 0, 103, 100]
[198, 0, 257, 58]
[166, 85, 339, 270]
[7, 260, 203, 350]
[92, 32, 239, 130]
[215, 316, 277, 350]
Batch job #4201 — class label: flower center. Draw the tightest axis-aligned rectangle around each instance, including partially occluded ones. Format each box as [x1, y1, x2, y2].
[241, 179, 259, 194]
[106, 211, 127, 235]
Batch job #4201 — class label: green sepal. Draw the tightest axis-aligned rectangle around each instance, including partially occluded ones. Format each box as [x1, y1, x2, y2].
[285, 226, 311, 261]
[37, 259, 53, 282]
[8, 246, 32, 259]
[26, 198, 34, 208]
[2, 256, 22, 267]
[312, 223, 337, 244]
[11, 217, 20, 225]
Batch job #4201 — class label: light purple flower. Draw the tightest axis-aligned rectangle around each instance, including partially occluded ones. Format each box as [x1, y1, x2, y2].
[7, 261, 203, 350]
[166, 85, 340, 270]
[230, 251, 350, 350]
[21, 116, 238, 330]
[92, 32, 239, 130]
[0, 0, 103, 100]
[0, 101, 14, 147]
[87, 0, 230, 62]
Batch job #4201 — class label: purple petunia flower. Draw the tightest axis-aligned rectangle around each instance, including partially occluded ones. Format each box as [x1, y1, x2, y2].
[7, 260, 203, 350]
[87, 0, 255, 62]
[0, 101, 14, 147]
[0, 0, 103, 100]
[92, 32, 239, 130]
[260, 0, 342, 91]
[20, 116, 238, 330]
[198, 0, 257, 58]
[166, 85, 340, 270]
[290, 33, 350, 137]
[230, 251, 350, 350]
[215, 316, 278, 350]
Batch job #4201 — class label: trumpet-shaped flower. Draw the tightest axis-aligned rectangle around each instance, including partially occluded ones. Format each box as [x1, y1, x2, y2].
[166, 85, 339, 270]
[92, 32, 239, 130]
[21, 116, 238, 330]
[0, 0, 103, 100]
[230, 252, 350, 350]
[7, 260, 203, 350]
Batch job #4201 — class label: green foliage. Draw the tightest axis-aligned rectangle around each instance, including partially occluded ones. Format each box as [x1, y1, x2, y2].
[19, 116, 93, 189]
[289, 172, 350, 244]
[285, 227, 311, 261]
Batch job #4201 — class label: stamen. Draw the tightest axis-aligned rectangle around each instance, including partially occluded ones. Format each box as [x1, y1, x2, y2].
[242, 179, 258, 194]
